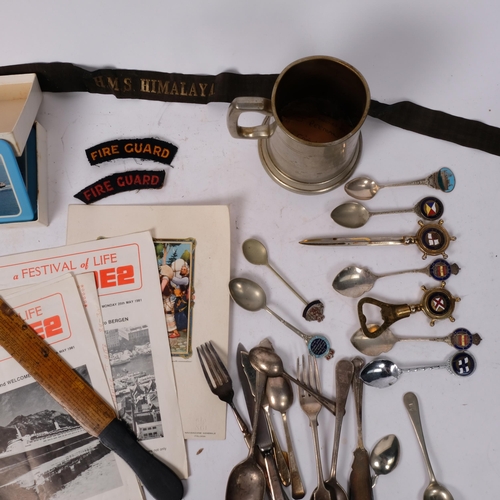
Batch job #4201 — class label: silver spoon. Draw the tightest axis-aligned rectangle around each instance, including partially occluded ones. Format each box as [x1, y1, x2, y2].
[344, 167, 456, 200]
[331, 196, 444, 229]
[359, 352, 477, 389]
[403, 392, 455, 500]
[226, 347, 267, 500]
[351, 325, 482, 357]
[370, 434, 400, 487]
[267, 375, 306, 499]
[229, 278, 333, 359]
[249, 346, 338, 416]
[243, 238, 325, 322]
[333, 259, 460, 298]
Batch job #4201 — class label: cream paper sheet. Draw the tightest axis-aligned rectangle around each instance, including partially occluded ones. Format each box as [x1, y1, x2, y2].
[66, 205, 231, 441]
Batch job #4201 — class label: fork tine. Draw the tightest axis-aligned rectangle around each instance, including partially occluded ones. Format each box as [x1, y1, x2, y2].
[296, 357, 304, 395]
[197, 344, 215, 391]
[206, 341, 230, 382]
[312, 355, 321, 393]
[198, 342, 228, 389]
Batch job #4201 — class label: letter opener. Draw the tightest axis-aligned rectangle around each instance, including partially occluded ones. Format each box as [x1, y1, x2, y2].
[0, 298, 183, 500]
[299, 220, 455, 259]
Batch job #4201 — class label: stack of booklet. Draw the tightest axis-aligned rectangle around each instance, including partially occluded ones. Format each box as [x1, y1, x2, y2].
[0, 205, 231, 500]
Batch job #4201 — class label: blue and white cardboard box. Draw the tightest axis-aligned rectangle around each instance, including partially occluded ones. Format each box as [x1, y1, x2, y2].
[0, 74, 47, 227]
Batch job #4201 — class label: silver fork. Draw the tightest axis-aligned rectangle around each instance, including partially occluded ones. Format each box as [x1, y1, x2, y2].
[297, 356, 331, 500]
[196, 341, 252, 446]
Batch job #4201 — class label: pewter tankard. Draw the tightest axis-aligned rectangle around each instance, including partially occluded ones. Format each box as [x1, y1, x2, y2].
[227, 56, 370, 194]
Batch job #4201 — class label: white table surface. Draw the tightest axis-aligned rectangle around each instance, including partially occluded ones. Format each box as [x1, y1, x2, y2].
[2, 2, 500, 499]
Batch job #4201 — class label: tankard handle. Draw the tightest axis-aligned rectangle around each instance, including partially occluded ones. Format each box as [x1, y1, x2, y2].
[227, 97, 276, 139]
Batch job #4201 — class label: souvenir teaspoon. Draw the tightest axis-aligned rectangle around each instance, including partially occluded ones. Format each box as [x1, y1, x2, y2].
[360, 352, 477, 388]
[333, 258, 460, 298]
[344, 167, 456, 200]
[242, 238, 325, 322]
[351, 324, 482, 357]
[331, 196, 444, 229]
[300, 219, 456, 260]
[229, 278, 334, 359]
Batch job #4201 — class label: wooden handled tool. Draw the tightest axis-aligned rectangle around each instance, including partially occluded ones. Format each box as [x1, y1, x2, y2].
[0, 297, 184, 500]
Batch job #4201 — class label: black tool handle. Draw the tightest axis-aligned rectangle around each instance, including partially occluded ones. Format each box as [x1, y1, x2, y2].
[99, 418, 184, 500]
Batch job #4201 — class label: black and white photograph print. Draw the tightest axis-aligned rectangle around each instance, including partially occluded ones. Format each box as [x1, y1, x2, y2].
[0, 366, 123, 500]
[104, 325, 162, 441]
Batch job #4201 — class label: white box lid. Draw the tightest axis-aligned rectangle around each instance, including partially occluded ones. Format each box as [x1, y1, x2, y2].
[0, 74, 42, 156]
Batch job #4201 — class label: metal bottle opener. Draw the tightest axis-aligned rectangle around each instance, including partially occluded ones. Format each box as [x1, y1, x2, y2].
[357, 282, 461, 338]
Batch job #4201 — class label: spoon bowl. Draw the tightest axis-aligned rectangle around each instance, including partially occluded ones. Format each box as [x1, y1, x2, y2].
[332, 265, 377, 298]
[225, 459, 266, 500]
[423, 482, 455, 500]
[360, 359, 402, 388]
[344, 177, 380, 200]
[351, 325, 400, 356]
[331, 202, 370, 228]
[370, 434, 400, 487]
[266, 376, 294, 413]
[242, 238, 270, 266]
[228, 277, 265, 312]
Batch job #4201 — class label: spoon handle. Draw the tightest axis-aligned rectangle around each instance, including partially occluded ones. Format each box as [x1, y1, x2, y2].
[397, 335, 449, 345]
[370, 207, 414, 217]
[281, 412, 305, 499]
[263, 406, 291, 486]
[352, 356, 366, 450]
[401, 363, 447, 374]
[403, 392, 438, 483]
[374, 266, 428, 279]
[267, 263, 307, 305]
[328, 359, 354, 481]
[381, 173, 435, 189]
[249, 370, 267, 455]
[264, 307, 310, 342]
